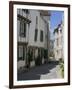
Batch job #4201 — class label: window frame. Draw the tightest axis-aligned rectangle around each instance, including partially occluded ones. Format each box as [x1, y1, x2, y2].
[40, 30, 43, 42]
[20, 20, 26, 37]
[34, 28, 38, 41]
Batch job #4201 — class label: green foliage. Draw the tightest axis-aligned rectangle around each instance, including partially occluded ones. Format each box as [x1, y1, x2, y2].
[59, 58, 64, 64]
[59, 58, 64, 78]
[53, 28, 58, 34]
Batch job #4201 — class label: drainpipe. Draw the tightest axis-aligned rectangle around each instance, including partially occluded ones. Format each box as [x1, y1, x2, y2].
[44, 22, 49, 62]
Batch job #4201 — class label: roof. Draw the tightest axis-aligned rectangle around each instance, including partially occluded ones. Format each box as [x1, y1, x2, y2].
[40, 10, 51, 16]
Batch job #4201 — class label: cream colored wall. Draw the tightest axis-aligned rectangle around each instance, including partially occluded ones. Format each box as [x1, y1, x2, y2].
[54, 24, 63, 60]
[28, 10, 46, 48]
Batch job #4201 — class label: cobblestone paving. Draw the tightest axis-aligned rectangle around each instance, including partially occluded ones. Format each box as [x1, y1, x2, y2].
[40, 65, 60, 79]
[18, 61, 61, 81]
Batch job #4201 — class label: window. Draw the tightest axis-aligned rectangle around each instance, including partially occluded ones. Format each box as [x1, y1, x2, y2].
[18, 45, 25, 61]
[20, 20, 26, 37]
[35, 16, 38, 29]
[60, 29, 62, 33]
[34, 29, 38, 41]
[40, 30, 43, 42]
[22, 9, 29, 14]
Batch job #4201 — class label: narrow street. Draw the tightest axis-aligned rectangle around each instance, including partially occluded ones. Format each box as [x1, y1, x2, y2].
[18, 61, 61, 81]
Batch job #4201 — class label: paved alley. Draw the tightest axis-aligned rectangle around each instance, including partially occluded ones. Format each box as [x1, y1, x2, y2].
[17, 61, 61, 81]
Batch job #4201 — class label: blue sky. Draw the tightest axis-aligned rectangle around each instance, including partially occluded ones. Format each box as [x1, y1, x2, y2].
[50, 11, 64, 32]
[50, 11, 64, 39]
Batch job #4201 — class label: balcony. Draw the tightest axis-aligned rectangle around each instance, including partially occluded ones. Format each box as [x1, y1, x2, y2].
[18, 36, 29, 44]
[17, 9, 31, 24]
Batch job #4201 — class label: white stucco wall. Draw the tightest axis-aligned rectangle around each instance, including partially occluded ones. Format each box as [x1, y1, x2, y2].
[54, 23, 64, 60]
[28, 10, 45, 48]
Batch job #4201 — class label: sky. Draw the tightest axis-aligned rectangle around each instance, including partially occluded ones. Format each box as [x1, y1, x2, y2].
[50, 11, 64, 39]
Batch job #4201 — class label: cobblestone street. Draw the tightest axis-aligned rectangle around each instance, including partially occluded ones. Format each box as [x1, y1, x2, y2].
[17, 61, 61, 81]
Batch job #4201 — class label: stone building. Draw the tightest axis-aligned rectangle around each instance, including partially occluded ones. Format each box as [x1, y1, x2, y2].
[17, 9, 51, 70]
[54, 21, 64, 60]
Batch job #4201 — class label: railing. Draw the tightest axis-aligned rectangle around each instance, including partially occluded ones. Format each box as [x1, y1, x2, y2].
[17, 9, 31, 21]
[18, 36, 28, 43]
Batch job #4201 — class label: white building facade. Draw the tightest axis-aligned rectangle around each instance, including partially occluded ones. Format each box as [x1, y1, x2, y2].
[54, 21, 64, 61]
[17, 9, 51, 70]
[49, 39, 54, 58]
